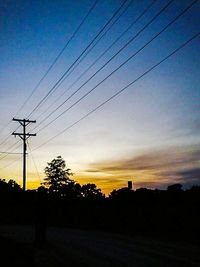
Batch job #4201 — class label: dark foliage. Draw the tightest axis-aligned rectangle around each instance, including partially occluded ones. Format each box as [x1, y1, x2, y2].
[0, 156, 199, 245]
[43, 156, 74, 193]
[0, 178, 199, 245]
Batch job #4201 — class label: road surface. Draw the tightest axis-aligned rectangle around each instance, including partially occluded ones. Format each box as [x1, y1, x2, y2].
[0, 225, 199, 266]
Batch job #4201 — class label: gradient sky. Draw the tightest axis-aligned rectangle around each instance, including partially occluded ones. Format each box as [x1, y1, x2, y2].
[0, 0, 200, 195]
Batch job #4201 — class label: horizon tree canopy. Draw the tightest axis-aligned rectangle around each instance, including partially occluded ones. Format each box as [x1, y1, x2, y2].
[43, 156, 74, 193]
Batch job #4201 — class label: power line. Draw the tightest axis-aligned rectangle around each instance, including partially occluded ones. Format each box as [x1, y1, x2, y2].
[0, 124, 21, 147]
[0, 116, 35, 161]
[32, 31, 200, 151]
[0, 0, 147, 160]
[26, 0, 129, 119]
[0, 0, 146, 144]
[36, 0, 155, 122]
[15, 0, 100, 117]
[41, 0, 135, 104]
[27, 141, 41, 184]
[35, 0, 178, 132]
[0, 134, 12, 147]
[0, 141, 21, 161]
[0, 121, 12, 136]
[0, 117, 35, 160]
[0, 119, 36, 162]
[0, 156, 22, 171]
[0, 151, 23, 155]
[0, 0, 99, 146]
[2, 0, 128, 157]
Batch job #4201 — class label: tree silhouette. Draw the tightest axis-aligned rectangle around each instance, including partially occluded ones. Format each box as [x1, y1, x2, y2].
[8, 179, 21, 191]
[167, 183, 183, 192]
[43, 156, 74, 193]
[81, 183, 104, 199]
[60, 182, 82, 199]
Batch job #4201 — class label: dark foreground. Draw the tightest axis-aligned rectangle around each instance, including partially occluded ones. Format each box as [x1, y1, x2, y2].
[0, 225, 199, 267]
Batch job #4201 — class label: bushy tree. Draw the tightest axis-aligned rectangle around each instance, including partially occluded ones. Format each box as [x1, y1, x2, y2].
[81, 183, 104, 199]
[8, 179, 21, 191]
[0, 179, 21, 192]
[167, 183, 183, 192]
[109, 187, 133, 200]
[60, 182, 82, 199]
[43, 156, 74, 193]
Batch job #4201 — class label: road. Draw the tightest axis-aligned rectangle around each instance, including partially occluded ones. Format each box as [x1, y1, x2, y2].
[0, 225, 199, 266]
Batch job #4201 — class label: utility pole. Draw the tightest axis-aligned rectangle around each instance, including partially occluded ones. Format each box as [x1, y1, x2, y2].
[12, 118, 36, 191]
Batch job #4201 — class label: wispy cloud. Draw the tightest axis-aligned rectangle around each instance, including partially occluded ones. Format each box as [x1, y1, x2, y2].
[79, 145, 200, 191]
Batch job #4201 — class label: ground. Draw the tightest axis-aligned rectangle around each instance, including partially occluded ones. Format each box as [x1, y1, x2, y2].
[0, 225, 199, 266]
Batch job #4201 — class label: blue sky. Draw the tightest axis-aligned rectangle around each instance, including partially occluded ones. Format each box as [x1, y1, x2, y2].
[0, 0, 199, 194]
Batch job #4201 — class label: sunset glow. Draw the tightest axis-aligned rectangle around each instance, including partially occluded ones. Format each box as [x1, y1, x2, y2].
[0, 0, 199, 194]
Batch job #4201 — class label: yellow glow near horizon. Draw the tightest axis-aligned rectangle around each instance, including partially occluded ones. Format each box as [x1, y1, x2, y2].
[1, 144, 199, 195]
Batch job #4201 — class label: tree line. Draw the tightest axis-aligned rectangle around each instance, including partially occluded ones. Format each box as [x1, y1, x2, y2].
[0, 156, 200, 244]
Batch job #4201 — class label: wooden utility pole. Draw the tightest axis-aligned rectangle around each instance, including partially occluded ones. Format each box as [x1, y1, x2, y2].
[12, 118, 36, 191]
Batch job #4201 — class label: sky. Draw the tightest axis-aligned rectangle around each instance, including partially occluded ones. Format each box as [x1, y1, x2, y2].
[0, 0, 199, 195]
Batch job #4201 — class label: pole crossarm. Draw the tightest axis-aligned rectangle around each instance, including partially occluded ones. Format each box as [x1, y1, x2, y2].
[12, 117, 36, 191]
[12, 118, 36, 123]
[12, 132, 36, 137]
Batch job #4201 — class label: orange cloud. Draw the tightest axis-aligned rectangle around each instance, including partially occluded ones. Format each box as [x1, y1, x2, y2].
[78, 144, 200, 194]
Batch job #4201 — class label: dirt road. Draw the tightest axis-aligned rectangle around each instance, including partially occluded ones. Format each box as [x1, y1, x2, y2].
[0, 225, 199, 266]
